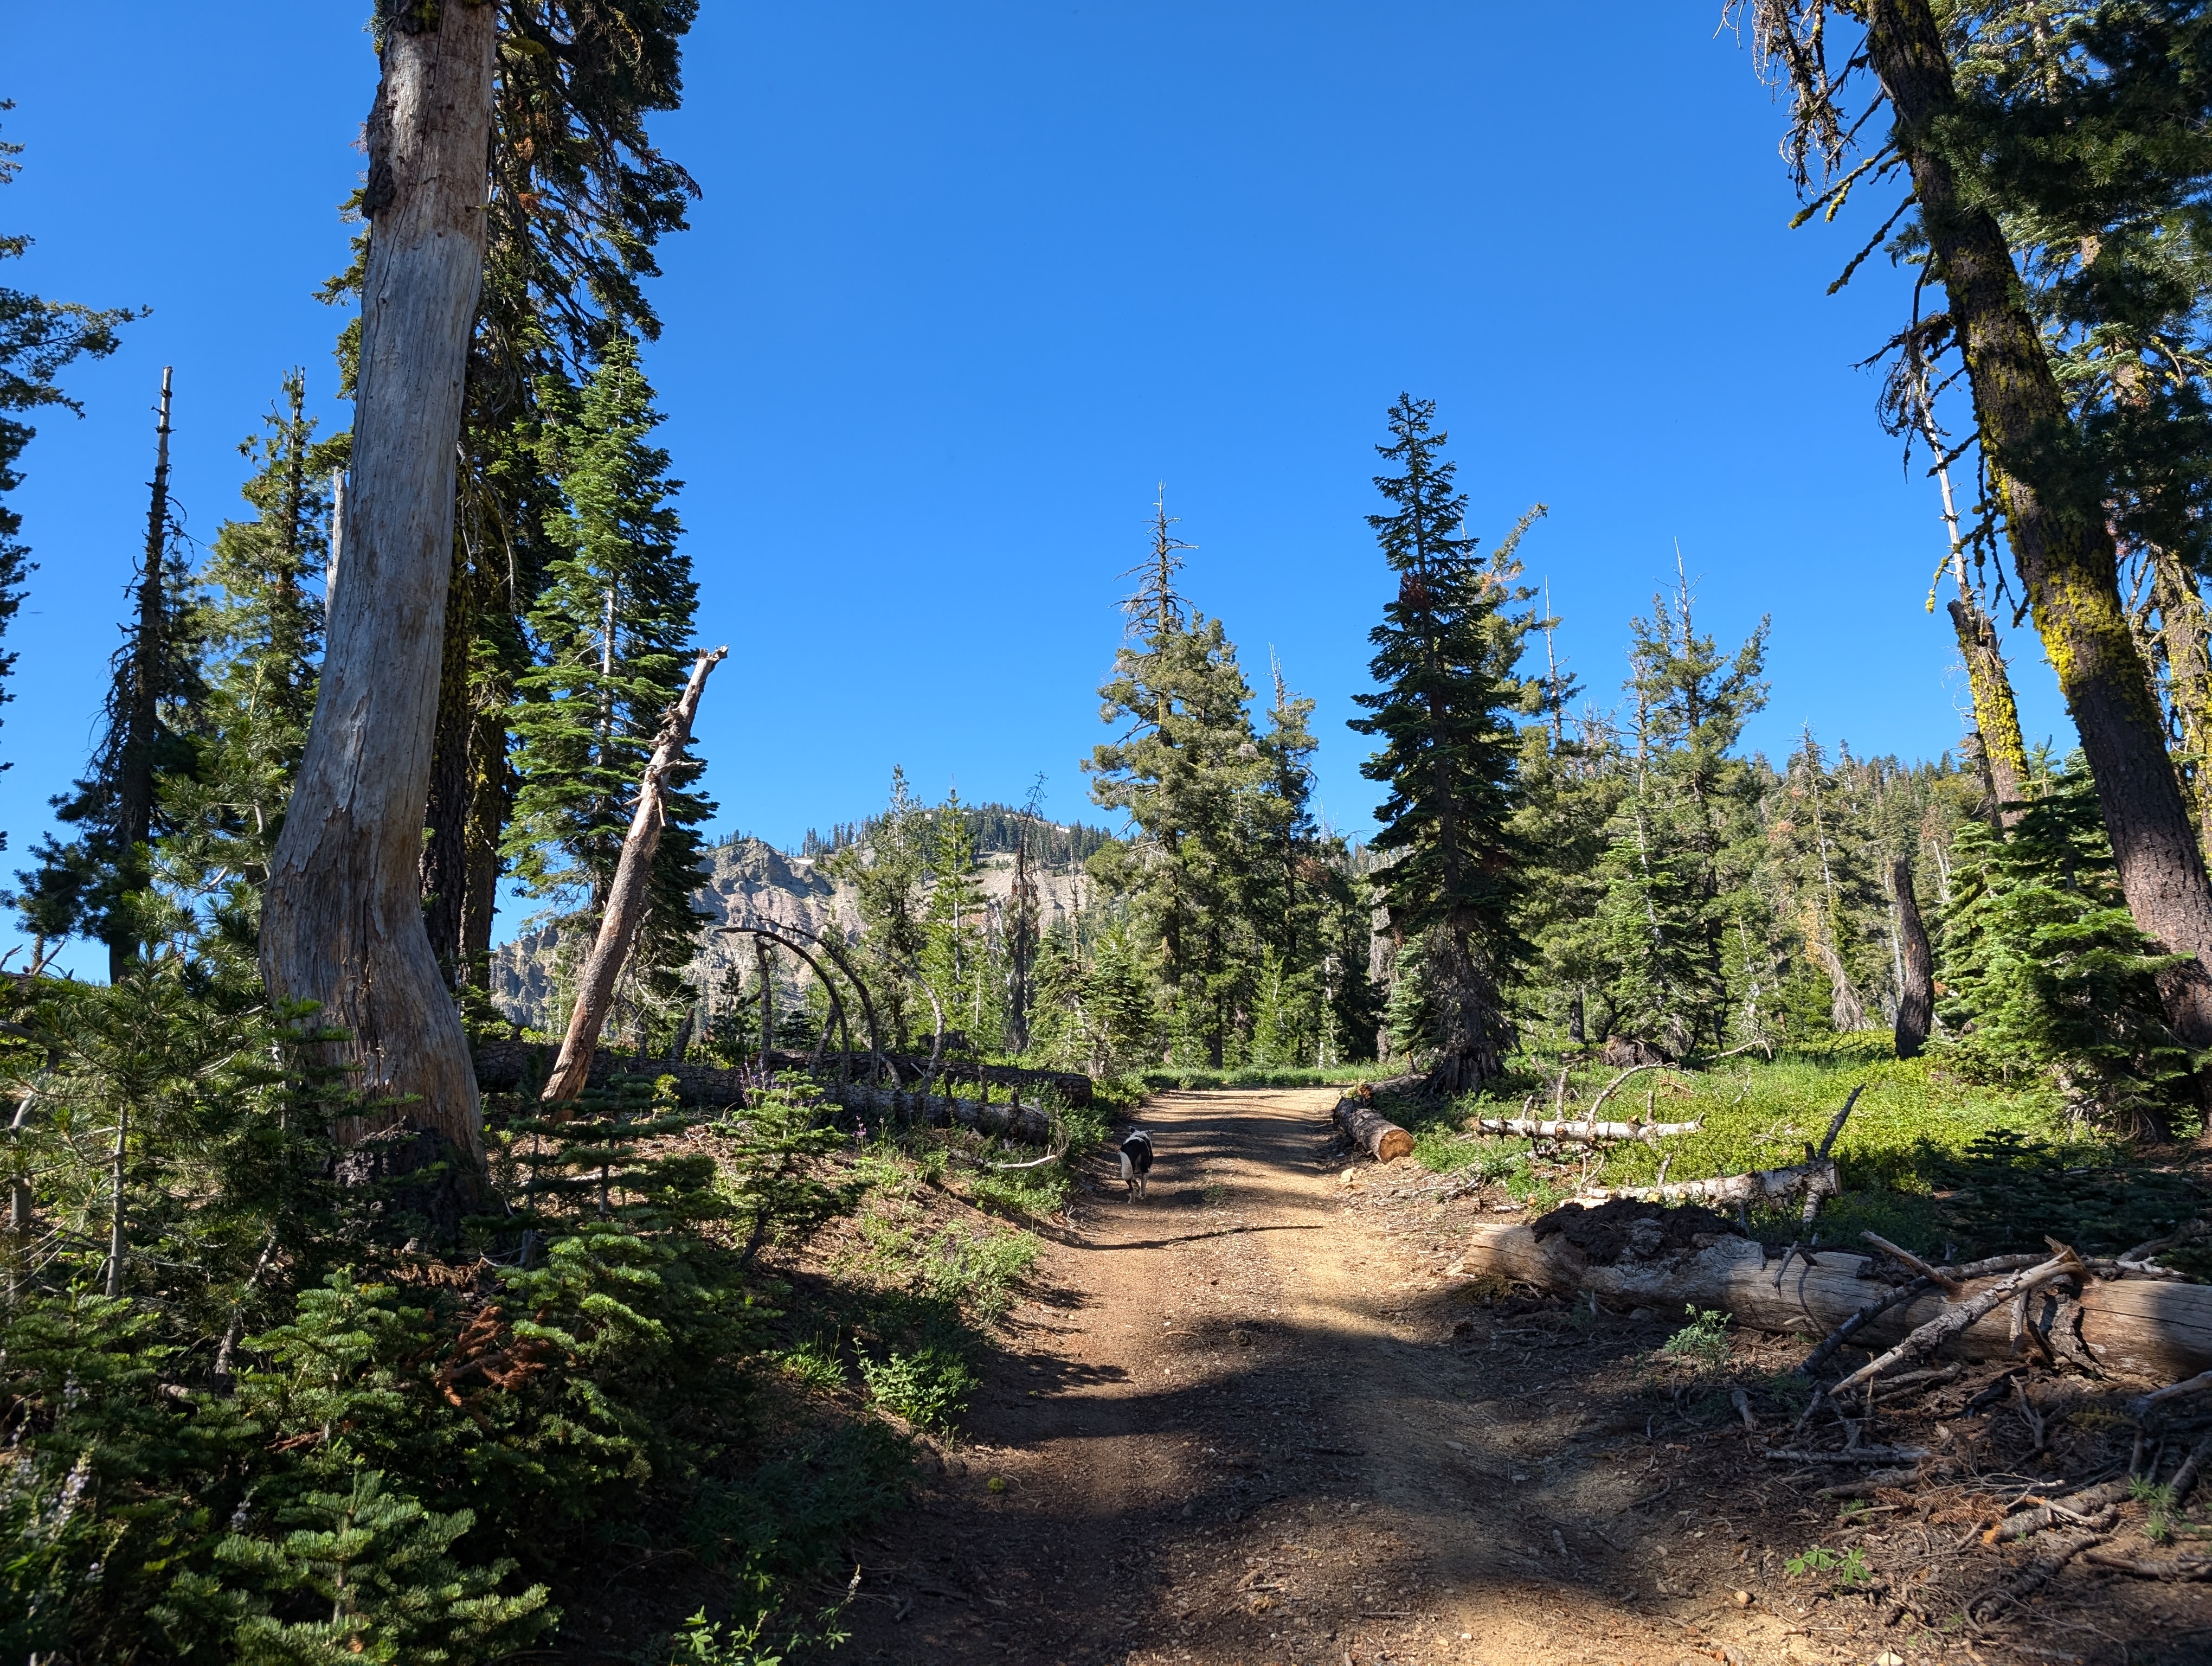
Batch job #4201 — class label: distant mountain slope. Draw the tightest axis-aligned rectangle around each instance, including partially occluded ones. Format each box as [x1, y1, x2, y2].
[489, 832, 1098, 1032]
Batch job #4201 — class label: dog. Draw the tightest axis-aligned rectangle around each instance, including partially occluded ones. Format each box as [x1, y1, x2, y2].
[1118, 1129, 1154, 1199]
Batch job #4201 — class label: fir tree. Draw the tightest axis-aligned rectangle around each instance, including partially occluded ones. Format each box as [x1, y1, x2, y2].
[17, 377, 203, 976]
[504, 338, 709, 1049]
[921, 786, 994, 1048]
[1089, 610, 1268, 1066]
[160, 373, 338, 967]
[828, 768, 932, 1050]
[1348, 395, 1540, 1091]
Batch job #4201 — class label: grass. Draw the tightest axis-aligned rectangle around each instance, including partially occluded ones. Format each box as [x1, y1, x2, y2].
[1375, 1041, 2104, 1255]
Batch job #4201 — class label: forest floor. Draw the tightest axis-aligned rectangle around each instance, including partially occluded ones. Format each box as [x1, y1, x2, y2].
[833, 1087, 2212, 1666]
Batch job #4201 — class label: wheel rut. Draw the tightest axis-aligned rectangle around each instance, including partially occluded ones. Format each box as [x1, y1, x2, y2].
[839, 1088, 1793, 1665]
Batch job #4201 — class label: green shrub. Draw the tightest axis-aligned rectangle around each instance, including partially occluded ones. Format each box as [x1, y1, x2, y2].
[859, 1347, 978, 1432]
[1660, 1305, 1732, 1368]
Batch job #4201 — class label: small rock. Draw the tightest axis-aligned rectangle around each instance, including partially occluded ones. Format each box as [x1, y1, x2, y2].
[1732, 1588, 1751, 1606]
[1873, 1655, 1906, 1666]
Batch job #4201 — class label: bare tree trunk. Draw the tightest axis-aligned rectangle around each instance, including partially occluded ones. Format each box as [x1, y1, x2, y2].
[1947, 597, 2029, 826]
[259, 2, 498, 1162]
[103, 1100, 126, 1299]
[1892, 855, 1934, 1058]
[1866, 0, 2212, 1052]
[111, 367, 173, 982]
[2153, 548, 2212, 861]
[754, 937, 775, 1068]
[541, 648, 726, 1104]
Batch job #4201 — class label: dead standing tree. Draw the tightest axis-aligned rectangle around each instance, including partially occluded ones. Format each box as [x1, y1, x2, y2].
[541, 647, 726, 1105]
[259, 0, 498, 1163]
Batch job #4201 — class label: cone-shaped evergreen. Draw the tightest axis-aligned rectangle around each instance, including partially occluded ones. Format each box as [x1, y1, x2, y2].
[1348, 395, 1538, 1091]
[504, 336, 709, 1048]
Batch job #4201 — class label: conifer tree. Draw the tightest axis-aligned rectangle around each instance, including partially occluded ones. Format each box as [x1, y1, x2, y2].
[18, 375, 203, 976]
[161, 372, 337, 964]
[829, 768, 931, 1050]
[504, 338, 709, 1049]
[921, 787, 994, 1047]
[1348, 396, 1539, 1090]
[1742, 0, 2212, 1052]
[1087, 502, 1276, 1068]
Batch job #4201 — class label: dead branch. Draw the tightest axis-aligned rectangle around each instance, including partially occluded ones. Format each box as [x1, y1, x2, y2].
[1827, 1248, 2084, 1401]
[1468, 1116, 1703, 1144]
[1861, 1230, 1963, 1294]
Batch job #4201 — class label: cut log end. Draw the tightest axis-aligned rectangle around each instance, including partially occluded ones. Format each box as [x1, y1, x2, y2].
[1337, 1096, 1414, 1163]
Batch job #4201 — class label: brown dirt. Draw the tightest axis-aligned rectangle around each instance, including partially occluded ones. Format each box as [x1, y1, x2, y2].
[838, 1088, 2212, 1666]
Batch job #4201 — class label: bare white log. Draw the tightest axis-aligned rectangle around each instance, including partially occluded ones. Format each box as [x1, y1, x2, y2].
[1470, 1116, 1702, 1143]
[542, 648, 728, 1104]
[259, 1, 498, 1163]
[1461, 1223, 2212, 1381]
[1569, 1156, 1840, 1210]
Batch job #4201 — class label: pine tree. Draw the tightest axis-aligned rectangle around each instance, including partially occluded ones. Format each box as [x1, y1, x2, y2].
[159, 373, 338, 969]
[828, 768, 932, 1051]
[1348, 395, 1540, 1091]
[1939, 753, 2192, 1134]
[504, 338, 709, 1051]
[920, 787, 994, 1049]
[1088, 583, 1272, 1066]
[18, 376, 203, 976]
[1744, 0, 2212, 1054]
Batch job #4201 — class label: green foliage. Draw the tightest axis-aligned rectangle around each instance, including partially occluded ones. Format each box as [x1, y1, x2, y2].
[1660, 1305, 1733, 1368]
[1929, 1127, 2211, 1268]
[1936, 759, 2193, 1132]
[504, 335, 712, 1047]
[1349, 395, 1539, 1088]
[859, 1346, 979, 1433]
[1785, 1544, 1872, 1588]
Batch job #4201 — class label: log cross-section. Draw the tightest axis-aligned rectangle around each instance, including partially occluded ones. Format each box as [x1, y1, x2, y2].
[1337, 1095, 1414, 1163]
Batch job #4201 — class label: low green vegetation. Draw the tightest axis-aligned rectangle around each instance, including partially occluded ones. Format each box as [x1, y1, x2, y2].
[0, 979, 1074, 1665]
[1394, 1037, 2208, 1266]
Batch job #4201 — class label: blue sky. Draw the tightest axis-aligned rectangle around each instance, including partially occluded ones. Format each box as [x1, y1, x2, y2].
[2, 3, 2065, 971]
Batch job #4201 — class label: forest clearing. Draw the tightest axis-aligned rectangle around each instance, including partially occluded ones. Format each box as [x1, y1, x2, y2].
[14, 3, 2212, 1665]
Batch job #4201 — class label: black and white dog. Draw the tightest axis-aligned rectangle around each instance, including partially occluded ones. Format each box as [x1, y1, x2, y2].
[1118, 1129, 1154, 1200]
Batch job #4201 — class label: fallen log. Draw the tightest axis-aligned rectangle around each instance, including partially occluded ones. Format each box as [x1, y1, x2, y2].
[1337, 1097, 1414, 1163]
[1461, 1216, 2212, 1380]
[1469, 1116, 1703, 1143]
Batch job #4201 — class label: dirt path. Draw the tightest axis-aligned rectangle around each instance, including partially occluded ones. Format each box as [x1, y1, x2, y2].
[839, 1088, 1841, 1666]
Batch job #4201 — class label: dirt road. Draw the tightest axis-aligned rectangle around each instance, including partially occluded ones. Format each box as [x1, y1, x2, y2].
[838, 1088, 1857, 1666]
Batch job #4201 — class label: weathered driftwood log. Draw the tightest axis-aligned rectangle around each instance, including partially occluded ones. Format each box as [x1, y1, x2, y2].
[1462, 1218, 2212, 1381]
[1337, 1097, 1414, 1163]
[1568, 1155, 1839, 1210]
[1472, 1116, 1702, 1143]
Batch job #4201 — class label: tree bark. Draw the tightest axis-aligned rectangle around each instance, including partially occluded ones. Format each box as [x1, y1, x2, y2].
[1867, 0, 2212, 1050]
[259, 1, 498, 1162]
[541, 646, 726, 1104]
[1947, 596, 2030, 826]
[1463, 1221, 2212, 1382]
[1336, 1094, 1414, 1163]
[1892, 854, 1934, 1058]
[2153, 548, 2212, 860]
